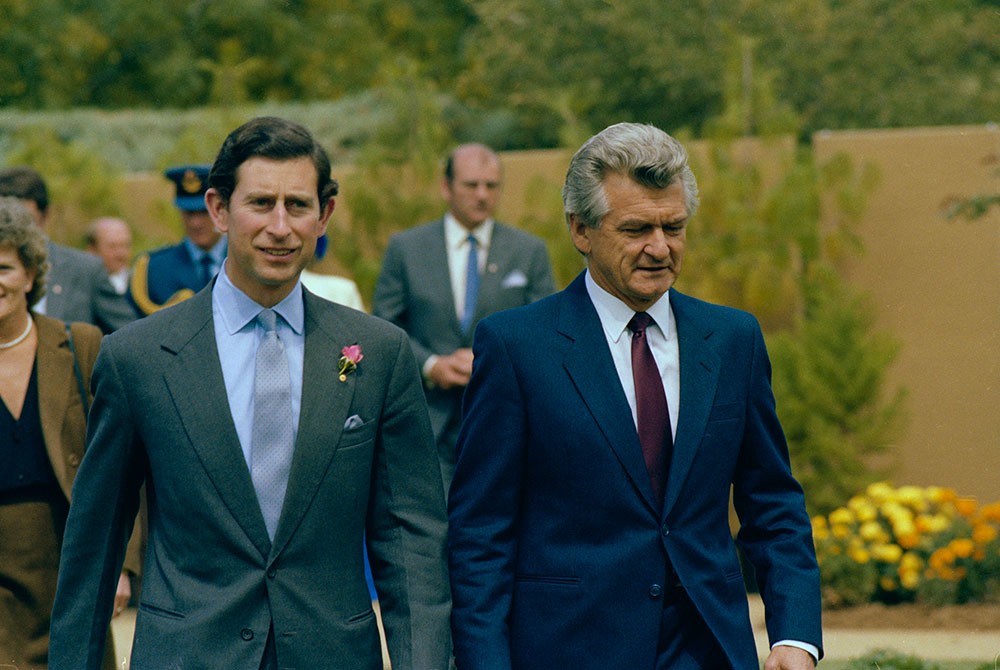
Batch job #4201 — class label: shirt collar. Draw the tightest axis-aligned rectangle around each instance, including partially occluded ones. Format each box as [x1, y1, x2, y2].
[584, 269, 674, 344]
[213, 260, 305, 336]
[444, 213, 494, 250]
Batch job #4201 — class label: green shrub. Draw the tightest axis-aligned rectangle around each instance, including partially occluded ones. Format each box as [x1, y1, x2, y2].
[845, 649, 943, 670]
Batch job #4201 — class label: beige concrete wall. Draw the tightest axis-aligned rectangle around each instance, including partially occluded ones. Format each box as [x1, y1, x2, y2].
[814, 125, 999, 502]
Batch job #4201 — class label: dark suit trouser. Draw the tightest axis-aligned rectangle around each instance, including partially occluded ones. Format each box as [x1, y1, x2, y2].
[655, 588, 731, 670]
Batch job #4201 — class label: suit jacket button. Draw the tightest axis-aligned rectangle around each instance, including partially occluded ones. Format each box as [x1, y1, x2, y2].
[267, 569, 277, 579]
[648, 584, 663, 598]
[660, 523, 670, 537]
[240, 628, 254, 641]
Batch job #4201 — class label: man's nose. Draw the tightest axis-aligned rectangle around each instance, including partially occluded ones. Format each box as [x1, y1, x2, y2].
[268, 205, 292, 234]
[644, 229, 671, 257]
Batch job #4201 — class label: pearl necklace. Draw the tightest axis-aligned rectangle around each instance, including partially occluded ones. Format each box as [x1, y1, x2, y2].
[0, 317, 33, 350]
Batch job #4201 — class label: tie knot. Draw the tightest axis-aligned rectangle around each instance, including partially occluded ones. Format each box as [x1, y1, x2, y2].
[467, 233, 478, 249]
[629, 312, 653, 335]
[257, 308, 278, 333]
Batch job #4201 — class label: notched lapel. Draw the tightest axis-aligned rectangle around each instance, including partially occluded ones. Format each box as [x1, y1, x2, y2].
[161, 298, 272, 556]
[270, 299, 356, 555]
[36, 320, 76, 497]
[663, 295, 722, 518]
[558, 280, 660, 513]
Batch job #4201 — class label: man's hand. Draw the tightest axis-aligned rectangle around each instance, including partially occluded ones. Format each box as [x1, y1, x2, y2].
[428, 348, 474, 389]
[764, 645, 816, 670]
[112, 572, 132, 618]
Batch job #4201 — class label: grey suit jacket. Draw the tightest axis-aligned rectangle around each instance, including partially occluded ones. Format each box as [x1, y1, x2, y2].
[50, 285, 451, 669]
[372, 219, 555, 443]
[43, 242, 136, 333]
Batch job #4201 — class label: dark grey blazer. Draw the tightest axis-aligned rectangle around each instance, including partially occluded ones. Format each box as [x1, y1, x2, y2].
[50, 285, 451, 669]
[372, 219, 555, 470]
[44, 242, 136, 333]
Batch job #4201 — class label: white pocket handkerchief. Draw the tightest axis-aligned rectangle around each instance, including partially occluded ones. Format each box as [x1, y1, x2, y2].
[501, 270, 528, 288]
[343, 414, 364, 431]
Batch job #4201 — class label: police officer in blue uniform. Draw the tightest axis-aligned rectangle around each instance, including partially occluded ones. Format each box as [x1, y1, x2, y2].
[129, 165, 227, 315]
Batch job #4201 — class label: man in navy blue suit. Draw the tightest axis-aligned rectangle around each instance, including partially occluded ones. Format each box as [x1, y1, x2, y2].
[448, 123, 822, 670]
[129, 165, 227, 315]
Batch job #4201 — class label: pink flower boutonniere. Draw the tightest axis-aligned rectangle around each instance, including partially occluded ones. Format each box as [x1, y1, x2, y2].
[338, 344, 363, 382]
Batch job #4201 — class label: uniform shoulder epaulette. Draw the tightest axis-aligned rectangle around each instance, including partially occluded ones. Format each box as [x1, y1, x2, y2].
[130, 252, 196, 316]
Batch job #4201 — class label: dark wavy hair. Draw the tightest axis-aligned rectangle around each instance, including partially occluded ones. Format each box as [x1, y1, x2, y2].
[208, 117, 339, 207]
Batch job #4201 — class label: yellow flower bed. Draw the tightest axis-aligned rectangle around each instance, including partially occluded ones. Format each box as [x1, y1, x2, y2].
[813, 482, 1000, 607]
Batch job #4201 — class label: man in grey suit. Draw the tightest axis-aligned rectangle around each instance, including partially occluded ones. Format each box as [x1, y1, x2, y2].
[50, 117, 451, 669]
[373, 143, 556, 490]
[0, 167, 136, 332]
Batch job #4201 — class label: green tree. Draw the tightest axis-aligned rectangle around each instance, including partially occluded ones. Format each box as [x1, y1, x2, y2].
[458, 0, 733, 147]
[769, 271, 907, 516]
[739, 0, 1000, 137]
[4, 127, 124, 246]
[677, 45, 905, 515]
[328, 70, 455, 302]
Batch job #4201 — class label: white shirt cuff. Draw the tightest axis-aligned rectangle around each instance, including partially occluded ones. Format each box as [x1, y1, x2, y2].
[422, 355, 439, 387]
[772, 640, 819, 664]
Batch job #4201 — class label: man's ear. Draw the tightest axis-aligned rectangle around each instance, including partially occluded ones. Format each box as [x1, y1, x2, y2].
[317, 197, 335, 237]
[568, 213, 591, 256]
[205, 189, 229, 233]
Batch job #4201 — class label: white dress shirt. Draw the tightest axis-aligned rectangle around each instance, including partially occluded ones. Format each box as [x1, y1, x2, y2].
[212, 261, 305, 468]
[422, 214, 495, 380]
[444, 213, 493, 322]
[585, 270, 679, 441]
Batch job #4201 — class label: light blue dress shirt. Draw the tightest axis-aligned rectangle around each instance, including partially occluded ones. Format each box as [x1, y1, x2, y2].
[212, 262, 305, 469]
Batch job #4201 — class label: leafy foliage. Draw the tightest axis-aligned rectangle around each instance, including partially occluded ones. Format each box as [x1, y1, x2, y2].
[1, 1, 996, 146]
[844, 649, 945, 670]
[769, 274, 908, 515]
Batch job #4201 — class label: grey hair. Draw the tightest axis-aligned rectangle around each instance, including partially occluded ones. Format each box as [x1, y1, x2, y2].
[0, 196, 49, 308]
[562, 122, 699, 228]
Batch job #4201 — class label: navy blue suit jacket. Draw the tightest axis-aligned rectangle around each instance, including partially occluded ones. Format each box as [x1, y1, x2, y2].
[129, 240, 225, 315]
[448, 272, 822, 670]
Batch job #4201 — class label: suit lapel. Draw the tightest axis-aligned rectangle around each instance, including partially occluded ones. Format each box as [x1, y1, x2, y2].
[269, 292, 356, 556]
[35, 316, 76, 499]
[477, 223, 510, 321]
[160, 288, 272, 557]
[427, 220, 463, 336]
[662, 291, 721, 518]
[558, 275, 660, 513]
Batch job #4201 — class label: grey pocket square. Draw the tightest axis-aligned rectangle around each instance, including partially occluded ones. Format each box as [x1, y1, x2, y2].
[501, 270, 528, 288]
[343, 414, 364, 430]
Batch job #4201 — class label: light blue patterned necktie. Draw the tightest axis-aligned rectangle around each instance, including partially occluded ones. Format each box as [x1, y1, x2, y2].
[251, 308, 294, 540]
[461, 234, 479, 334]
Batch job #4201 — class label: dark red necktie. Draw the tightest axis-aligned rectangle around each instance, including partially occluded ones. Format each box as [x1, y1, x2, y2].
[628, 312, 672, 504]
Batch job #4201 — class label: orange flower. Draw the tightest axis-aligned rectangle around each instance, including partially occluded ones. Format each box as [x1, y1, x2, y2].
[979, 502, 1000, 523]
[949, 538, 975, 559]
[972, 522, 998, 545]
[929, 547, 955, 572]
[954, 497, 978, 517]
